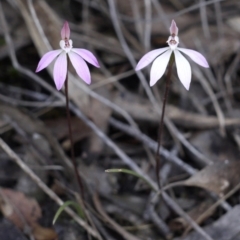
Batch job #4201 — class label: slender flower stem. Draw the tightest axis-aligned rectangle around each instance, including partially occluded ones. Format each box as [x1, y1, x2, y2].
[155, 58, 174, 189]
[64, 70, 85, 199]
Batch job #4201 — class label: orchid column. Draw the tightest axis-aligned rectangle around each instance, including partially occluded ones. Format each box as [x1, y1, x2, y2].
[136, 20, 209, 188]
[36, 22, 100, 198]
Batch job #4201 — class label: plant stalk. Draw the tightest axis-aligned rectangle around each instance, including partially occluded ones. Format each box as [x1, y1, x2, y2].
[65, 74, 84, 199]
[155, 59, 174, 189]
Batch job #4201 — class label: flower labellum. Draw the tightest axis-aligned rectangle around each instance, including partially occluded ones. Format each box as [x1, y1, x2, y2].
[36, 21, 100, 90]
[135, 20, 209, 90]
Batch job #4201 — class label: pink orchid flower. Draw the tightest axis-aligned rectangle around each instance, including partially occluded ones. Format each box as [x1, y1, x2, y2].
[36, 21, 100, 90]
[135, 20, 209, 90]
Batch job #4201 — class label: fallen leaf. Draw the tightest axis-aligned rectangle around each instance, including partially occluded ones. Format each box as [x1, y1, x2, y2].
[32, 224, 58, 240]
[0, 188, 41, 229]
[0, 188, 57, 240]
[163, 160, 240, 196]
[183, 160, 240, 195]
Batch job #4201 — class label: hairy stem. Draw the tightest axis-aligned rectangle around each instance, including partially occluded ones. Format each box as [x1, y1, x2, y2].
[155, 59, 174, 189]
[65, 74, 84, 199]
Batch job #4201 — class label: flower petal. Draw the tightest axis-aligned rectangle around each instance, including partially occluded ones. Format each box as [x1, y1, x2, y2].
[68, 51, 91, 84]
[36, 50, 62, 72]
[53, 52, 67, 90]
[135, 47, 169, 71]
[178, 47, 209, 68]
[174, 49, 191, 90]
[150, 49, 172, 86]
[170, 20, 178, 36]
[71, 48, 100, 68]
[61, 21, 70, 39]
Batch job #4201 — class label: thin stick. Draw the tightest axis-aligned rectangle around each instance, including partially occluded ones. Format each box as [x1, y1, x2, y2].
[155, 60, 174, 188]
[65, 75, 84, 199]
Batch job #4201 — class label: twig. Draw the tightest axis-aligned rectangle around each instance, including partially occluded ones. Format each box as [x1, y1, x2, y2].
[109, 117, 232, 212]
[193, 66, 226, 136]
[147, 192, 172, 239]
[107, 0, 158, 108]
[93, 193, 140, 240]
[168, 0, 225, 22]
[130, 0, 143, 41]
[0, 93, 63, 107]
[200, 0, 211, 39]
[162, 192, 214, 240]
[183, 180, 240, 237]
[143, 0, 151, 51]
[164, 117, 213, 165]
[90, 70, 135, 90]
[27, 0, 51, 50]
[109, 117, 197, 175]
[214, 0, 224, 39]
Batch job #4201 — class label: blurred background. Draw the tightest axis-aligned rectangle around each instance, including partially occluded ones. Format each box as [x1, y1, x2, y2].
[0, 0, 239, 239]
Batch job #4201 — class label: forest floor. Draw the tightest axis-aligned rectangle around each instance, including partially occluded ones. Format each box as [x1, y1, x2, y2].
[0, 0, 240, 240]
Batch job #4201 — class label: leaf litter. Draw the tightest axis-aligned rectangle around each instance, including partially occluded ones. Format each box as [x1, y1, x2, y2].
[0, 0, 240, 240]
[0, 188, 57, 240]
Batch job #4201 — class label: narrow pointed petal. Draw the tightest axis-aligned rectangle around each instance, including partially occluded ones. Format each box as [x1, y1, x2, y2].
[36, 50, 62, 72]
[135, 47, 169, 71]
[150, 49, 172, 86]
[170, 20, 178, 36]
[174, 50, 191, 90]
[72, 48, 100, 68]
[178, 48, 209, 68]
[53, 52, 67, 90]
[61, 21, 70, 39]
[68, 51, 91, 84]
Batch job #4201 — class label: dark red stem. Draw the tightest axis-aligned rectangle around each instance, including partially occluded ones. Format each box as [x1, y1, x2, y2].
[155, 60, 174, 189]
[65, 76, 85, 199]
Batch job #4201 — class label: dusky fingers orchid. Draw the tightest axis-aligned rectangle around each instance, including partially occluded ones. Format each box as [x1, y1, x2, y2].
[135, 20, 209, 90]
[36, 21, 100, 90]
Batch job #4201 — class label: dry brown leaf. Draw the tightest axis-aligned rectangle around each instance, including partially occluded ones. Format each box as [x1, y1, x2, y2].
[0, 188, 41, 229]
[0, 188, 57, 239]
[32, 224, 58, 240]
[183, 161, 240, 195]
[163, 161, 240, 196]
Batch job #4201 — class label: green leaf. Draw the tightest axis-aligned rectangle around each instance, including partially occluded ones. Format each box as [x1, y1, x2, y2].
[105, 168, 142, 178]
[52, 201, 85, 225]
[105, 168, 154, 190]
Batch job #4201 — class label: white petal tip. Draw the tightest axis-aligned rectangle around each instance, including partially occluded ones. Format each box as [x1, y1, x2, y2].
[135, 66, 140, 71]
[183, 82, 190, 90]
[56, 84, 62, 91]
[135, 63, 144, 71]
[149, 81, 155, 87]
[149, 77, 159, 87]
